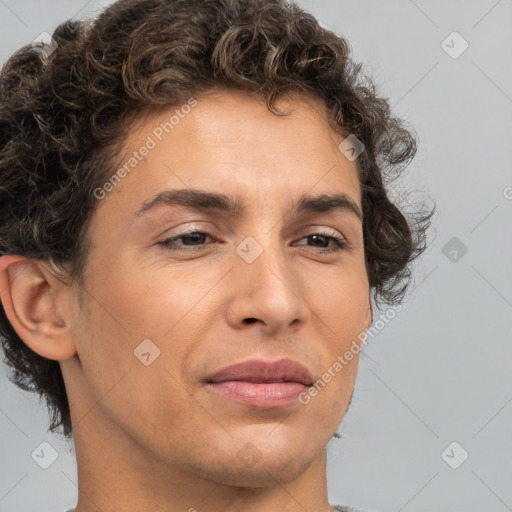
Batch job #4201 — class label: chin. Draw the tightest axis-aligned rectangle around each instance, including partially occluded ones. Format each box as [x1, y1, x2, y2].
[220, 456, 316, 487]
[233, 440, 320, 485]
[184, 435, 319, 487]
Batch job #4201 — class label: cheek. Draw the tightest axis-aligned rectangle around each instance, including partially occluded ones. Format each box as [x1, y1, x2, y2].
[310, 264, 370, 334]
[87, 256, 200, 340]
[81, 258, 220, 392]
[69, 269, 197, 439]
[325, 286, 368, 331]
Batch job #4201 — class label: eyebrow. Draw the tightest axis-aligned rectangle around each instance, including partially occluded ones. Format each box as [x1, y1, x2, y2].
[133, 188, 362, 221]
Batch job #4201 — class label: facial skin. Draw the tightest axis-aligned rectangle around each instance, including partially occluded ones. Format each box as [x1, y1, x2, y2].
[0, 89, 372, 512]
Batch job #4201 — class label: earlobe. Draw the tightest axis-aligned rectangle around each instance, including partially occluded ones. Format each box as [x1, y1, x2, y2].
[0, 255, 77, 361]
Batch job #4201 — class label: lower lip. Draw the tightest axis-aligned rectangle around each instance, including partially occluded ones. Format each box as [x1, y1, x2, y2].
[205, 381, 310, 408]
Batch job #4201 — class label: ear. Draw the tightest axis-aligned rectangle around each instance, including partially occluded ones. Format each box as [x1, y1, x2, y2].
[0, 255, 76, 361]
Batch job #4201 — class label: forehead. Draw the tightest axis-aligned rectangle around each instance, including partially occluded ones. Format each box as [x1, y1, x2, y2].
[94, 89, 362, 223]
[126, 89, 348, 161]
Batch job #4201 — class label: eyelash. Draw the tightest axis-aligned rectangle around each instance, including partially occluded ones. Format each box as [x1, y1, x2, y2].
[157, 229, 348, 253]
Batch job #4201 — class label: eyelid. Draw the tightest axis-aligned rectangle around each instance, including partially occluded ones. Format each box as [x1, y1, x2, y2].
[157, 226, 350, 253]
[160, 224, 345, 242]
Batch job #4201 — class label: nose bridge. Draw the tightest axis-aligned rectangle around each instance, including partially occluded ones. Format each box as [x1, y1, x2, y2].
[237, 227, 290, 286]
[228, 229, 308, 333]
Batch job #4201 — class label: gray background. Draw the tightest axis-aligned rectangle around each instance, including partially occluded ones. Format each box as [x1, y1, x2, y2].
[0, 1, 511, 511]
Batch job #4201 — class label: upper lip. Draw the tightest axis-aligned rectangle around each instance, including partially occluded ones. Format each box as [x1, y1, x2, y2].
[204, 358, 314, 386]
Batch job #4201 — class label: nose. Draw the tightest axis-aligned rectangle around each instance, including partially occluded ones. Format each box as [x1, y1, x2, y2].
[224, 237, 309, 337]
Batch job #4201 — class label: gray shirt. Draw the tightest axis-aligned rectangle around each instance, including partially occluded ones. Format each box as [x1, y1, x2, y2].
[332, 505, 368, 512]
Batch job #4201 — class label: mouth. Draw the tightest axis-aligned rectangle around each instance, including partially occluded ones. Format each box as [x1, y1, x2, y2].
[203, 358, 314, 409]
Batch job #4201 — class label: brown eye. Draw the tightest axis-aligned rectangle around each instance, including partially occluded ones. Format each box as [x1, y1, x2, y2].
[295, 232, 348, 252]
[158, 230, 213, 251]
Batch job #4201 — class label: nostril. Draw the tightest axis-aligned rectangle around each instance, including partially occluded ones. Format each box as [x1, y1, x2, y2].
[244, 318, 258, 324]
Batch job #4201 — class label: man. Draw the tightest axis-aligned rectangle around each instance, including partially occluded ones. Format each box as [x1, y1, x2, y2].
[0, 1, 433, 511]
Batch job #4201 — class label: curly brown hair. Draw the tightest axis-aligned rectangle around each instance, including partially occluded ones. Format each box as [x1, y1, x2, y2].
[0, 0, 434, 439]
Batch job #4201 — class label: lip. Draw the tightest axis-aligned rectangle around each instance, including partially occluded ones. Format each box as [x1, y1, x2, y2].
[203, 358, 313, 409]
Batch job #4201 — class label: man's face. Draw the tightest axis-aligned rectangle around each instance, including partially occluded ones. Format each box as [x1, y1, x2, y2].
[62, 89, 372, 486]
